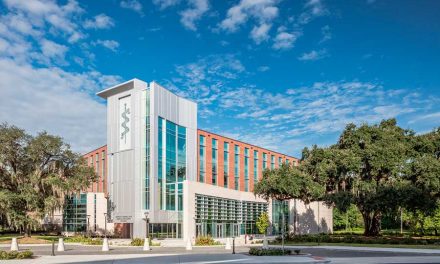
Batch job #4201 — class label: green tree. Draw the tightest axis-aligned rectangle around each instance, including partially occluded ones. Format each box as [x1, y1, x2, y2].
[301, 119, 440, 236]
[256, 212, 270, 235]
[0, 123, 96, 236]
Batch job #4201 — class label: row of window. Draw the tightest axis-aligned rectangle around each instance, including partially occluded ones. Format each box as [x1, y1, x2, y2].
[198, 135, 296, 191]
[87, 150, 106, 193]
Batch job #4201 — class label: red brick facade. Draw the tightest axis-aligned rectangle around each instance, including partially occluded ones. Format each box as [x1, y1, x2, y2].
[197, 129, 299, 192]
[83, 145, 107, 194]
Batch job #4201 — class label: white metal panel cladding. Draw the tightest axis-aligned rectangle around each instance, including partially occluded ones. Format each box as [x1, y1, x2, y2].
[118, 95, 132, 151]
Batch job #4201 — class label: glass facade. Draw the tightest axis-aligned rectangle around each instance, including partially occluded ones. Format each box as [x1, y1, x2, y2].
[212, 139, 218, 185]
[253, 150, 258, 185]
[234, 145, 240, 190]
[149, 223, 182, 239]
[244, 148, 249, 192]
[199, 135, 206, 183]
[271, 155, 275, 169]
[272, 200, 289, 235]
[63, 194, 87, 232]
[223, 142, 229, 188]
[158, 117, 186, 211]
[195, 194, 268, 238]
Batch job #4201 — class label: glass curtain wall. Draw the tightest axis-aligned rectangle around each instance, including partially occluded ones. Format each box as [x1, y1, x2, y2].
[158, 117, 186, 211]
[63, 194, 87, 232]
[272, 200, 289, 235]
[195, 194, 268, 238]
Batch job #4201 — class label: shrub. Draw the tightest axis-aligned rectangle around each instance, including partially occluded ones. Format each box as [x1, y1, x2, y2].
[294, 249, 301, 255]
[131, 238, 144, 246]
[195, 236, 221, 246]
[0, 250, 33, 260]
[64, 236, 103, 245]
[249, 247, 291, 256]
[130, 238, 160, 246]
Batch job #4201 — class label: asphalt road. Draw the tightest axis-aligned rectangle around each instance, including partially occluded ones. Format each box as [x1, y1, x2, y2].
[2, 245, 440, 263]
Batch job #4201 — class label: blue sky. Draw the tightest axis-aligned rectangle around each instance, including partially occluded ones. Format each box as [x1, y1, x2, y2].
[0, 0, 439, 157]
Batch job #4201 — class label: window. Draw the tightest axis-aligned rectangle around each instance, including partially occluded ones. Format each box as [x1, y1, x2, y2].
[244, 148, 249, 192]
[212, 139, 218, 185]
[63, 194, 87, 232]
[271, 155, 275, 169]
[263, 153, 267, 170]
[102, 151, 106, 193]
[158, 117, 186, 211]
[234, 145, 240, 190]
[223, 142, 229, 188]
[286, 159, 289, 165]
[199, 135, 206, 183]
[278, 157, 282, 168]
[253, 150, 258, 186]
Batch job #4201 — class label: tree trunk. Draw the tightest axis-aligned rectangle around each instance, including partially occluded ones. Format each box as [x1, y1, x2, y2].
[362, 211, 381, 236]
[24, 225, 32, 237]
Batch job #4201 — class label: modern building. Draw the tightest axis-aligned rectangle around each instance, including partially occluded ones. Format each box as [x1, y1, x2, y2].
[64, 79, 332, 240]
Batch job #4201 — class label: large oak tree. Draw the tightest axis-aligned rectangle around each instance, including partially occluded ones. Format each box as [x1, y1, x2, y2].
[0, 123, 96, 236]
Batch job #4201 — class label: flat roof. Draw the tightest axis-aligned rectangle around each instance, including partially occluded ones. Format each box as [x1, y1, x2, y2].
[197, 128, 299, 160]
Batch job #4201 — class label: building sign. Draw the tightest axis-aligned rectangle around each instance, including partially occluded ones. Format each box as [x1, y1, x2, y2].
[114, 215, 133, 223]
[119, 96, 131, 150]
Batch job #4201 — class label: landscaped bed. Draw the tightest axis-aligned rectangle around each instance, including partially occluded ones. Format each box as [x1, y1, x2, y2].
[0, 250, 33, 260]
[271, 234, 440, 249]
[249, 247, 293, 256]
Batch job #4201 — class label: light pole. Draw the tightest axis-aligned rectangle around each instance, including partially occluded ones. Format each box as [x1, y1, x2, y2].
[143, 211, 151, 251]
[87, 215, 91, 237]
[104, 213, 107, 238]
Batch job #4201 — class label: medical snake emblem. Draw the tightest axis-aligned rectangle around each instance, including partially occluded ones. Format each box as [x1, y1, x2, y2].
[121, 103, 130, 143]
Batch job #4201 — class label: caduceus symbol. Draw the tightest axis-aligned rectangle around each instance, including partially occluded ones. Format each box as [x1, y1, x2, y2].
[121, 103, 130, 143]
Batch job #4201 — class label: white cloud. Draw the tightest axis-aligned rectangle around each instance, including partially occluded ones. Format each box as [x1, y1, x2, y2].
[257, 66, 270, 72]
[319, 25, 331, 43]
[250, 23, 271, 44]
[0, 0, 123, 153]
[153, 0, 181, 10]
[0, 58, 121, 153]
[220, 0, 279, 32]
[2, 0, 85, 43]
[273, 30, 302, 50]
[298, 0, 328, 25]
[298, 49, 328, 61]
[40, 38, 68, 61]
[84, 14, 114, 29]
[120, 0, 143, 14]
[180, 0, 209, 31]
[94, 39, 120, 52]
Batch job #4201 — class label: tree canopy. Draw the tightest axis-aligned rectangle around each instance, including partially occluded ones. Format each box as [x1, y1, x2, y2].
[301, 119, 440, 236]
[254, 119, 440, 237]
[0, 123, 96, 235]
